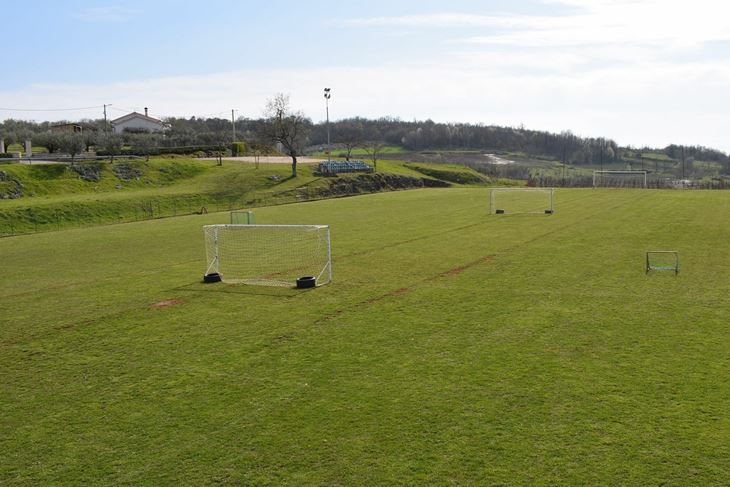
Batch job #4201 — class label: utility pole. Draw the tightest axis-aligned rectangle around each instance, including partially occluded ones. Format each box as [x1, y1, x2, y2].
[231, 109, 236, 142]
[324, 88, 331, 161]
[103, 104, 111, 133]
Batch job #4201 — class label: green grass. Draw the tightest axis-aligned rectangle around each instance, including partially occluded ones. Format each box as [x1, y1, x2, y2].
[0, 158, 487, 235]
[3, 188, 730, 485]
[404, 162, 490, 185]
[311, 145, 406, 157]
[5, 143, 49, 154]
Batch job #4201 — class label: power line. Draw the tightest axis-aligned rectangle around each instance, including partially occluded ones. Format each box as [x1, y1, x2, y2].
[107, 106, 137, 113]
[0, 105, 105, 112]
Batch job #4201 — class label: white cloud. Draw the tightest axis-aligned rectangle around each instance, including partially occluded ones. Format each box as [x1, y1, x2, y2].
[73, 6, 140, 22]
[350, 1, 730, 48]
[346, 13, 533, 29]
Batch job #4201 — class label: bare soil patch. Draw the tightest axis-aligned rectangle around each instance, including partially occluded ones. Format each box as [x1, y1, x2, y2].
[149, 299, 185, 309]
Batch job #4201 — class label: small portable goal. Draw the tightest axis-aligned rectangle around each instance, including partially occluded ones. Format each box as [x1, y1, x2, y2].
[230, 210, 255, 224]
[204, 224, 332, 287]
[593, 170, 647, 188]
[490, 187, 555, 215]
[646, 251, 679, 274]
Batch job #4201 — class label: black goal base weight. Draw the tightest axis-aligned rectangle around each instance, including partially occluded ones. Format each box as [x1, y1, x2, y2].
[545, 209, 554, 214]
[495, 209, 505, 214]
[203, 272, 222, 283]
[296, 276, 316, 289]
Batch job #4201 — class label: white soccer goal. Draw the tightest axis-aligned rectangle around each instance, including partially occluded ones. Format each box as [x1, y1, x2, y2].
[230, 210, 255, 224]
[646, 251, 679, 275]
[490, 188, 555, 215]
[593, 170, 647, 188]
[203, 224, 332, 286]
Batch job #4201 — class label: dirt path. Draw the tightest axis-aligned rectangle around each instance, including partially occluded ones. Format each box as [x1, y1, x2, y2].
[202, 156, 324, 164]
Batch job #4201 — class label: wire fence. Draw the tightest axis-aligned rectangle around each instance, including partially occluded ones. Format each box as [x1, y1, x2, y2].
[530, 175, 730, 189]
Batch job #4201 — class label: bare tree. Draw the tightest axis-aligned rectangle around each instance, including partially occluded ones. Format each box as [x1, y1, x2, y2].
[334, 120, 364, 161]
[249, 139, 272, 169]
[362, 140, 385, 172]
[261, 93, 311, 177]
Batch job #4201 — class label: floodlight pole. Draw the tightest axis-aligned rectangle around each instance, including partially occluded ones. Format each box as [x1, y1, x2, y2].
[324, 88, 331, 162]
[103, 104, 112, 133]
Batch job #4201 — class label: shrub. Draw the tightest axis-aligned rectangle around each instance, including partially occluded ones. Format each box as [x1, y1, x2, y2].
[97, 145, 223, 157]
[0, 153, 14, 159]
[231, 141, 247, 156]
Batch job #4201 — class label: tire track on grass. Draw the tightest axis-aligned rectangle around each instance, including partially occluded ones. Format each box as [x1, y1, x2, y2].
[315, 190, 654, 324]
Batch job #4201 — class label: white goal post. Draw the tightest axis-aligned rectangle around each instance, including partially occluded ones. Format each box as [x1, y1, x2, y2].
[646, 250, 679, 275]
[489, 187, 555, 215]
[593, 170, 647, 188]
[204, 224, 332, 287]
[230, 210, 255, 224]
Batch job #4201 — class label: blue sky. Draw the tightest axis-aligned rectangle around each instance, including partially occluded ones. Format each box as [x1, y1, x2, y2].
[3, 0, 730, 151]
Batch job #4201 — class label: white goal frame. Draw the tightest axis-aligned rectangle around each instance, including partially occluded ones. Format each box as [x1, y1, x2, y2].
[593, 170, 647, 188]
[230, 210, 254, 224]
[204, 224, 332, 287]
[489, 187, 555, 215]
[646, 250, 679, 275]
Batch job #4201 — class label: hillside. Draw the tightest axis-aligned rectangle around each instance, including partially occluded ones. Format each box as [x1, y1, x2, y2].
[0, 158, 491, 236]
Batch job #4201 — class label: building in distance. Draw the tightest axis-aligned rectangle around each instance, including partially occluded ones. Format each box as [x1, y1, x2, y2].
[111, 108, 167, 134]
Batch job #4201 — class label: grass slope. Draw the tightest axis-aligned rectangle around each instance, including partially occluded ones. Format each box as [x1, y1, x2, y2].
[0, 158, 462, 235]
[2, 188, 730, 484]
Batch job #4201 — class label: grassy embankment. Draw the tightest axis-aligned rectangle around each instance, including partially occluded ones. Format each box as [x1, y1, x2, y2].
[0, 157, 491, 235]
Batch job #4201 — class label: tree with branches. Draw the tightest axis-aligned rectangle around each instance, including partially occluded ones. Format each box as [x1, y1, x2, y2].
[59, 133, 86, 165]
[131, 134, 158, 162]
[334, 119, 364, 161]
[261, 93, 311, 177]
[362, 139, 386, 172]
[99, 133, 124, 163]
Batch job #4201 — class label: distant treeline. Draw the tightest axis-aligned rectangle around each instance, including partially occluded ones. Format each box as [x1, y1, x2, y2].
[1, 116, 727, 169]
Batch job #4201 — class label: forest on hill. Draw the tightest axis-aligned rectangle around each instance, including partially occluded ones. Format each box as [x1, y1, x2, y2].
[1, 115, 727, 171]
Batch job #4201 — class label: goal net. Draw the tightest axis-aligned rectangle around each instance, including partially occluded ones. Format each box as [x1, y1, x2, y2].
[646, 251, 679, 274]
[593, 171, 647, 188]
[490, 188, 555, 215]
[230, 210, 255, 224]
[204, 224, 332, 286]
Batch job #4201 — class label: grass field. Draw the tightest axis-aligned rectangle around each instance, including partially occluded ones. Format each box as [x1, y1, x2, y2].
[2, 187, 730, 484]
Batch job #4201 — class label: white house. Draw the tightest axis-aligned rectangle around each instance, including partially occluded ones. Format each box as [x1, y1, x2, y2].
[111, 108, 167, 134]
